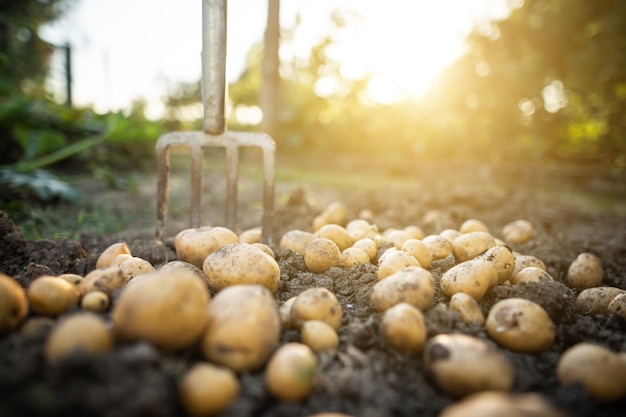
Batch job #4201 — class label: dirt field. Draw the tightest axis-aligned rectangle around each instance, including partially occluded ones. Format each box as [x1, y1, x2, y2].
[1, 156, 625, 417]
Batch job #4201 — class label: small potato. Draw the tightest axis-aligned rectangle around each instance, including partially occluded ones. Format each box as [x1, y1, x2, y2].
[313, 202, 348, 230]
[340, 247, 370, 268]
[439, 229, 461, 243]
[385, 229, 412, 250]
[110, 254, 132, 267]
[179, 362, 239, 416]
[459, 219, 489, 234]
[452, 231, 497, 263]
[28, 276, 79, 316]
[279, 230, 316, 254]
[424, 333, 514, 397]
[404, 225, 425, 240]
[202, 285, 280, 372]
[291, 287, 342, 330]
[316, 224, 352, 251]
[370, 267, 435, 312]
[79, 267, 125, 296]
[476, 245, 515, 284]
[502, 219, 533, 244]
[96, 242, 131, 269]
[203, 243, 280, 293]
[422, 234, 454, 260]
[45, 312, 113, 363]
[510, 266, 554, 285]
[486, 298, 555, 353]
[352, 238, 378, 262]
[440, 259, 497, 301]
[160, 260, 209, 287]
[280, 296, 298, 330]
[557, 343, 626, 402]
[346, 219, 378, 241]
[511, 254, 546, 279]
[377, 248, 420, 280]
[0, 273, 28, 333]
[58, 273, 84, 286]
[440, 391, 566, 417]
[401, 239, 433, 268]
[118, 256, 156, 283]
[175, 226, 239, 268]
[381, 303, 427, 353]
[265, 343, 317, 402]
[80, 290, 109, 312]
[607, 293, 626, 320]
[576, 287, 624, 316]
[304, 238, 341, 274]
[449, 292, 485, 325]
[566, 252, 603, 291]
[238, 227, 262, 244]
[301, 320, 339, 353]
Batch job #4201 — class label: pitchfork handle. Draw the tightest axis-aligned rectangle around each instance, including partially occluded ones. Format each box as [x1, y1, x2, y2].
[202, 0, 227, 135]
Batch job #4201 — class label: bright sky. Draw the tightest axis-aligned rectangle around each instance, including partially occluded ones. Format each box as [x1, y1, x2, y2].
[41, 0, 512, 119]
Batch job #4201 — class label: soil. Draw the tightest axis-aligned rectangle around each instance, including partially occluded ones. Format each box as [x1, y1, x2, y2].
[1, 157, 625, 417]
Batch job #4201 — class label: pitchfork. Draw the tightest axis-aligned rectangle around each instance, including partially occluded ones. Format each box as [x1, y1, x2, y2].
[156, 0, 275, 245]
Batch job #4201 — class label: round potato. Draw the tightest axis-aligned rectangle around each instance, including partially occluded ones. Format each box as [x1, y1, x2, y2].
[440, 259, 497, 301]
[377, 248, 421, 280]
[452, 231, 497, 263]
[314, 201, 348, 229]
[607, 293, 626, 320]
[28, 275, 79, 316]
[291, 287, 343, 330]
[58, 273, 84, 286]
[203, 243, 280, 293]
[510, 254, 546, 280]
[110, 254, 132, 267]
[175, 226, 239, 268]
[370, 266, 435, 312]
[346, 219, 378, 241]
[45, 312, 113, 363]
[352, 238, 378, 262]
[279, 229, 316, 254]
[449, 292, 485, 325]
[476, 245, 515, 284]
[179, 362, 239, 416]
[80, 290, 109, 312]
[422, 234, 454, 261]
[404, 225, 425, 240]
[0, 273, 28, 333]
[118, 256, 156, 283]
[459, 219, 489, 234]
[385, 229, 412, 250]
[301, 320, 339, 353]
[439, 229, 461, 243]
[202, 285, 280, 372]
[381, 303, 427, 353]
[576, 287, 624, 316]
[401, 239, 433, 269]
[79, 267, 125, 296]
[265, 343, 317, 402]
[340, 247, 370, 267]
[502, 219, 534, 244]
[238, 227, 262, 244]
[511, 266, 554, 285]
[316, 224, 352, 251]
[96, 242, 131, 269]
[160, 260, 209, 287]
[486, 298, 555, 353]
[566, 252, 603, 291]
[304, 238, 341, 274]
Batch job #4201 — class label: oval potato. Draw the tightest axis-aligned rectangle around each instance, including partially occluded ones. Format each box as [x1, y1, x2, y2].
[370, 266, 435, 312]
[265, 343, 317, 402]
[0, 273, 28, 333]
[440, 259, 497, 301]
[175, 226, 239, 268]
[291, 287, 342, 330]
[381, 303, 427, 353]
[45, 312, 113, 363]
[179, 362, 239, 416]
[566, 252, 603, 291]
[28, 276, 79, 316]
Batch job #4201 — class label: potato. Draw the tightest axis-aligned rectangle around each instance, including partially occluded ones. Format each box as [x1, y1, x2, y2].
[110, 253, 132, 267]
[202, 285, 280, 372]
[175, 226, 239, 268]
[377, 248, 420, 280]
[440, 259, 497, 301]
[440, 391, 566, 417]
[385, 229, 412, 250]
[486, 298, 555, 353]
[557, 343, 626, 402]
[20, 316, 55, 335]
[291, 287, 342, 330]
[370, 266, 435, 312]
[502, 219, 533, 244]
[280, 296, 298, 330]
[510, 254, 546, 280]
[452, 231, 497, 263]
[381, 303, 426, 353]
[422, 234, 453, 260]
[28, 275, 79, 316]
[316, 224, 352, 251]
[96, 242, 131, 269]
[0, 273, 28, 333]
[510, 266, 554, 285]
[576, 287, 624, 316]
[352, 238, 378, 262]
[401, 239, 433, 268]
[476, 245, 515, 284]
[79, 267, 125, 296]
[424, 333, 514, 397]
[58, 273, 84, 286]
[313, 201, 348, 229]
[112, 270, 209, 351]
[179, 362, 239, 416]
[252, 243, 275, 259]
[301, 320, 339, 353]
[459, 219, 489, 234]
[404, 225, 425, 240]
[607, 293, 626, 320]
[118, 256, 155, 283]
[265, 343, 317, 402]
[346, 219, 378, 241]
[279, 229, 316, 254]
[449, 292, 485, 325]
[203, 242, 280, 293]
[238, 227, 262, 244]
[340, 247, 370, 268]
[305, 414, 355, 417]
[160, 260, 209, 287]
[304, 238, 341, 274]
[439, 229, 461, 243]
[45, 312, 113, 363]
[80, 290, 109, 312]
[566, 252, 603, 290]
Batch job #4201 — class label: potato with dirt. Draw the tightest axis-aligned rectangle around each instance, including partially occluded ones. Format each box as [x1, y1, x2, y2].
[265, 342, 318, 402]
[79, 267, 125, 296]
[175, 226, 239, 268]
[28, 275, 79, 316]
[316, 223, 353, 251]
[476, 245, 515, 284]
[179, 362, 240, 416]
[440, 259, 497, 301]
[96, 242, 131, 269]
[370, 266, 435, 312]
[304, 237, 341, 274]
[576, 287, 624, 316]
[377, 248, 421, 280]
[449, 292, 485, 325]
[381, 303, 427, 353]
[290, 287, 343, 330]
[452, 231, 496, 263]
[0, 273, 28, 333]
[279, 229, 317, 254]
[45, 312, 113, 363]
[566, 252, 604, 290]
[118, 256, 155, 282]
[401, 238, 433, 268]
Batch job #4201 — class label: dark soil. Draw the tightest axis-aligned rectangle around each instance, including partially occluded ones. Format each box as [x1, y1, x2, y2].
[1, 158, 625, 417]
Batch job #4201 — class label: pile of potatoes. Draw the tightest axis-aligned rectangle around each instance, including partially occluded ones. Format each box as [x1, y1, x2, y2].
[1, 201, 625, 416]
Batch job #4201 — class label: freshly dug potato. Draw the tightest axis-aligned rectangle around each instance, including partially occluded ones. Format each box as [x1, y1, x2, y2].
[160, 260, 209, 287]
[110, 254, 132, 267]
[265, 343, 317, 402]
[112, 271, 209, 351]
[511, 266, 554, 285]
[566, 252, 603, 291]
[440, 391, 566, 417]
[486, 298, 555, 353]
[511, 254, 546, 278]
[576, 287, 624, 316]
[79, 267, 125, 296]
[316, 224, 352, 251]
[252, 243, 275, 259]
[175, 226, 239, 268]
[401, 239, 433, 268]
[45, 312, 113, 363]
[502, 219, 534, 244]
[352, 238, 378, 262]
[300, 320, 339, 353]
[557, 343, 626, 402]
[440, 259, 497, 301]
[439, 229, 461, 243]
[59, 273, 84, 286]
[280, 229, 316, 254]
[459, 219, 489, 234]
[280, 296, 298, 330]
[340, 247, 370, 268]
[179, 362, 239, 416]
[80, 290, 109, 312]
[377, 248, 420, 280]
[607, 293, 626, 320]
[291, 287, 342, 330]
[28, 275, 79, 316]
[238, 227, 262, 244]
[305, 414, 355, 417]
[96, 242, 131, 269]
[424, 333, 514, 397]
[118, 256, 155, 283]
[346, 219, 378, 241]
[370, 266, 435, 312]
[422, 234, 454, 260]
[20, 316, 55, 335]
[385, 229, 412, 250]
[304, 238, 341, 274]
[203, 243, 280, 293]
[452, 231, 497, 263]
[476, 245, 515, 284]
[381, 303, 427, 353]
[0, 273, 28, 333]
[202, 285, 280, 372]
[449, 292, 485, 325]
[313, 201, 348, 230]
[404, 225, 425, 240]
